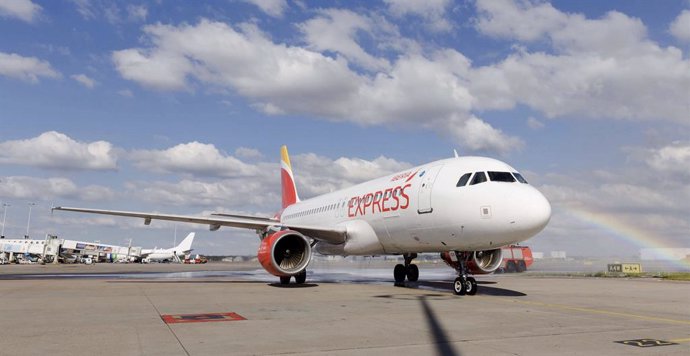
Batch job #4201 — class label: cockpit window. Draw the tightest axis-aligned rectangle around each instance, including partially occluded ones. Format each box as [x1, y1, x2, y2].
[456, 173, 472, 187]
[469, 172, 487, 185]
[488, 171, 516, 182]
[513, 172, 528, 184]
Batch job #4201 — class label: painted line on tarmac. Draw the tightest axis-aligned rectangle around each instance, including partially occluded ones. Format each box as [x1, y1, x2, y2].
[491, 298, 690, 326]
[669, 337, 690, 343]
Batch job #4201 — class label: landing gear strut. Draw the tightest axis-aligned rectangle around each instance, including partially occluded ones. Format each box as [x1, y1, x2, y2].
[393, 253, 419, 284]
[446, 251, 477, 296]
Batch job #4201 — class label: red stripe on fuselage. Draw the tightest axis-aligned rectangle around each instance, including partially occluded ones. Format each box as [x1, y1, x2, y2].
[405, 170, 419, 182]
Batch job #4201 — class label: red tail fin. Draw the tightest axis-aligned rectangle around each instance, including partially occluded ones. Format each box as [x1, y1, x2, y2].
[280, 145, 299, 209]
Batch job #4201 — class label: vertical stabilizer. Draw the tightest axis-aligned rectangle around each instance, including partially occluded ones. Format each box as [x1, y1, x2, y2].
[176, 232, 195, 253]
[280, 145, 300, 209]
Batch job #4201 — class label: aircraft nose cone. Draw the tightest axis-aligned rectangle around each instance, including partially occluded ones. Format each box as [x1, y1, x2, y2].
[530, 191, 551, 232]
[519, 188, 551, 236]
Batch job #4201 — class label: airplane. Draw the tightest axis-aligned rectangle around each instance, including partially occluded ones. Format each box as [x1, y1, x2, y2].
[53, 146, 551, 295]
[140, 232, 195, 263]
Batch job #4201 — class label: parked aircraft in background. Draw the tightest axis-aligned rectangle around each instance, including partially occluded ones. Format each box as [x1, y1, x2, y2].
[141, 232, 195, 263]
[54, 146, 550, 295]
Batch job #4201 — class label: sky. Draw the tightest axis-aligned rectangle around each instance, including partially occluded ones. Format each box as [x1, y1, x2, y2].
[0, 0, 689, 258]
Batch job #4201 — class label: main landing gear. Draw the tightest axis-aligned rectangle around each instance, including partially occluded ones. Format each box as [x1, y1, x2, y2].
[393, 253, 419, 285]
[279, 270, 307, 285]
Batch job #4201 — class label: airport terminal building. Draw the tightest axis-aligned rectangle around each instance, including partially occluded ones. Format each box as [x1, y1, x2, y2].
[0, 235, 142, 263]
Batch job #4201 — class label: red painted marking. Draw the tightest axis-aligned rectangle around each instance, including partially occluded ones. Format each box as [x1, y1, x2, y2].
[281, 169, 298, 209]
[161, 312, 246, 324]
[405, 170, 419, 182]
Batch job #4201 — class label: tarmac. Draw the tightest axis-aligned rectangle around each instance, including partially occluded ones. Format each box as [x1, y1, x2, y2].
[0, 262, 688, 355]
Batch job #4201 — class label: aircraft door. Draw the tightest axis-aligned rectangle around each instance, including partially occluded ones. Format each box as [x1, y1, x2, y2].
[417, 165, 443, 214]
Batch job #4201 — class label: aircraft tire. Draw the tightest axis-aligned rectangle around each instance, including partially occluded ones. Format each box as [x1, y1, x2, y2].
[406, 264, 419, 282]
[453, 277, 467, 295]
[279, 276, 291, 285]
[394, 264, 406, 283]
[294, 270, 307, 284]
[466, 277, 477, 295]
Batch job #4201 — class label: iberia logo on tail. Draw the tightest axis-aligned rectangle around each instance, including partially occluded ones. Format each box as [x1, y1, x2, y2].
[280, 145, 300, 209]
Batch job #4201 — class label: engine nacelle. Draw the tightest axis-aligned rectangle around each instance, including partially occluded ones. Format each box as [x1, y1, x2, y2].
[257, 230, 312, 277]
[440, 248, 503, 274]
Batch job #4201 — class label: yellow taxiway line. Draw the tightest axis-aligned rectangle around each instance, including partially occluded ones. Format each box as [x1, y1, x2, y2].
[491, 298, 690, 326]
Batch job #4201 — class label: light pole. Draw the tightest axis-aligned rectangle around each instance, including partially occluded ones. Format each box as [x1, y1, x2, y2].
[26, 202, 35, 239]
[1, 203, 9, 238]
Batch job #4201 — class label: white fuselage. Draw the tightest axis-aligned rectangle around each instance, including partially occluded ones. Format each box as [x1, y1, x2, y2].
[280, 156, 551, 255]
[142, 249, 184, 262]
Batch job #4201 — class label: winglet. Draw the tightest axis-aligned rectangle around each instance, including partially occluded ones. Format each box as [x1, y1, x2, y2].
[280, 145, 300, 209]
[453, 149, 459, 158]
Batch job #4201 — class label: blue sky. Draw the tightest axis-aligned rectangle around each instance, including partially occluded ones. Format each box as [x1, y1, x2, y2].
[1, 0, 689, 257]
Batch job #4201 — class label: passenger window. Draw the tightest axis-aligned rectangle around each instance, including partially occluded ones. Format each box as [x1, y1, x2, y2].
[470, 172, 487, 185]
[513, 172, 528, 184]
[456, 173, 472, 187]
[488, 171, 516, 182]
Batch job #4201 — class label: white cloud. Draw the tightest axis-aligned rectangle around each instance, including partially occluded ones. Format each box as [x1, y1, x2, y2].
[474, 0, 567, 41]
[112, 47, 193, 90]
[126, 4, 147, 22]
[670, 9, 690, 42]
[0, 51, 60, 82]
[125, 150, 414, 211]
[129, 142, 260, 178]
[0, 176, 114, 201]
[71, 0, 96, 19]
[527, 116, 544, 130]
[243, 0, 288, 18]
[0, 0, 41, 23]
[384, 0, 452, 32]
[111, 19, 522, 154]
[0, 131, 118, 170]
[298, 9, 391, 71]
[71, 1, 144, 23]
[103, 3, 120, 23]
[125, 178, 278, 209]
[71, 73, 97, 88]
[234, 147, 263, 159]
[471, 1, 690, 124]
[644, 142, 690, 177]
[292, 153, 412, 196]
[444, 116, 524, 153]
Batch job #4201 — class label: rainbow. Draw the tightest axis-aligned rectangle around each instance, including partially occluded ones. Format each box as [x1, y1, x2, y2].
[562, 206, 690, 269]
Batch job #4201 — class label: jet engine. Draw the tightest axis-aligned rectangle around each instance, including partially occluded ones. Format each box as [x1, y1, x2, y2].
[441, 248, 503, 274]
[257, 230, 312, 277]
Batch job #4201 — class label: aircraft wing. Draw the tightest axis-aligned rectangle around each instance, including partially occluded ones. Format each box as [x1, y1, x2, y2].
[52, 206, 347, 244]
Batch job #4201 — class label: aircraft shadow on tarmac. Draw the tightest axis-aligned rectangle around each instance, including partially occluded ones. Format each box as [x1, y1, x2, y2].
[419, 295, 462, 356]
[411, 280, 527, 297]
[108, 280, 268, 284]
[268, 283, 319, 288]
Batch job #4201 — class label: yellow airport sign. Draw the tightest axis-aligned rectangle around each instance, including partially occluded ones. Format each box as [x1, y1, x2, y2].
[608, 263, 642, 274]
[621, 263, 642, 273]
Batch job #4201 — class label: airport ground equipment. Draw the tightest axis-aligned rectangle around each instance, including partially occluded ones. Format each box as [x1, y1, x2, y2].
[497, 245, 533, 273]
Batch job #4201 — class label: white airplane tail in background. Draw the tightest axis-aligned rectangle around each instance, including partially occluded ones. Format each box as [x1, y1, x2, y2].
[176, 232, 195, 253]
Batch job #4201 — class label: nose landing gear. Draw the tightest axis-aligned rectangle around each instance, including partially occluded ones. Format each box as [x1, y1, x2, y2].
[453, 275, 477, 296]
[444, 251, 478, 296]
